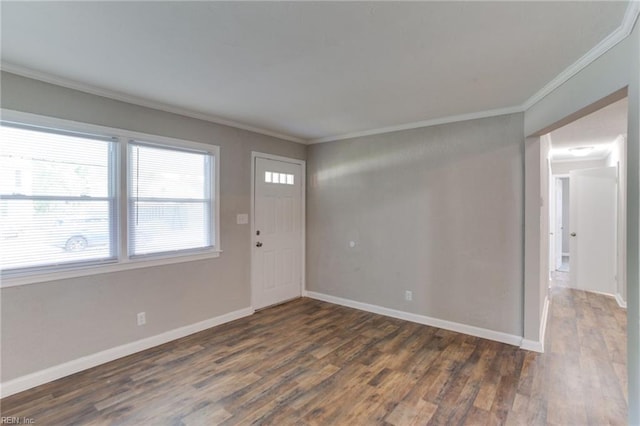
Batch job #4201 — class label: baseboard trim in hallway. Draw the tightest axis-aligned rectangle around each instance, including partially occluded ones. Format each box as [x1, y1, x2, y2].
[303, 290, 525, 348]
[615, 293, 627, 309]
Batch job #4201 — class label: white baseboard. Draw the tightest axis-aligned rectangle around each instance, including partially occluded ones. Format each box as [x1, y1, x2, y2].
[582, 288, 618, 299]
[304, 291, 523, 347]
[569, 289, 625, 308]
[615, 293, 627, 309]
[0, 307, 254, 398]
[523, 295, 550, 354]
[520, 339, 543, 352]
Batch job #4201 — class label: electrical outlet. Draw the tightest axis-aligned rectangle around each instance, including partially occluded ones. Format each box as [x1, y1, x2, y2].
[137, 312, 146, 326]
[405, 290, 413, 301]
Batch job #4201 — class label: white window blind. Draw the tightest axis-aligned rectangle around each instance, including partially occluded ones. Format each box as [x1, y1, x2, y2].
[128, 142, 215, 257]
[0, 123, 117, 273]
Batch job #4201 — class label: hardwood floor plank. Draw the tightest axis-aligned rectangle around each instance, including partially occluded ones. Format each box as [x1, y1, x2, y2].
[386, 399, 438, 426]
[1, 288, 627, 425]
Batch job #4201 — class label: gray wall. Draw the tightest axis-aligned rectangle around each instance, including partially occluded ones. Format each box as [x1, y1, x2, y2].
[524, 21, 639, 424]
[0, 72, 306, 381]
[306, 113, 524, 336]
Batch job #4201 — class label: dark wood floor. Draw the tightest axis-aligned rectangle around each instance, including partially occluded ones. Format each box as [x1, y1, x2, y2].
[1, 287, 627, 425]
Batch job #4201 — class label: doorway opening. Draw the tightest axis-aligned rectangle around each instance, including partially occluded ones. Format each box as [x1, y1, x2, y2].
[535, 95, 629, 419]
[545, 96, 627, 303]
[551, 176, 570, 286]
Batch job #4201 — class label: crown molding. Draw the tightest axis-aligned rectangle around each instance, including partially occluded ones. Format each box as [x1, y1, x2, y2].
[2, 1, 637, 145]
[1, 61, 522, 144]
[0, 62, 306, 144]
[308, 105, 525, 144]
[312, 2, 638, 144]
[522, 0, 640, 111]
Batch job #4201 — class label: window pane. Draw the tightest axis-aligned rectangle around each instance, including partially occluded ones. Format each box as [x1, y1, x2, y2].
[129, 201, 210, 255]
[279, 173, 287, 184]
[130, 144, 207, 199]
[0, 125, 110, 197]
[1, 200, 113, 271]
[1, 123, 115, 273]
[287, 174, 294, 185]
[265, 171, 272, 183]
[128, 143, 214, 257]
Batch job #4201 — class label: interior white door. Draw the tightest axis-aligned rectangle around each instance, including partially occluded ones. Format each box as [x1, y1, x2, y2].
[554, 178, 564, 270]
[569, 167, 617, 294]
[252, 156, 303, 309]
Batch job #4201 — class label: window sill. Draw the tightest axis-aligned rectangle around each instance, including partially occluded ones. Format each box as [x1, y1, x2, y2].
[0, 250, 222, 288]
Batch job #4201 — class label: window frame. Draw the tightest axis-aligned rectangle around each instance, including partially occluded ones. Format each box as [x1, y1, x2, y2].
[127, 139, 216, 259]
[0, 123, 119, 273]
[0, 109, 221, 287]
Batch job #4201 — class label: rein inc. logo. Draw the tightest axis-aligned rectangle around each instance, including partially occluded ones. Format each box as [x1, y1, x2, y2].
[0, 418, 35, 424]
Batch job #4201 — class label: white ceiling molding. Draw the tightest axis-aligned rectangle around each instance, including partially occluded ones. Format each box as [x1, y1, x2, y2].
[311, 1, 639, 144]
[309, 106, 525, 144]
[521, 0, 640, 111]
[0, 62, 306, 144]
[1, 2, 637, 146]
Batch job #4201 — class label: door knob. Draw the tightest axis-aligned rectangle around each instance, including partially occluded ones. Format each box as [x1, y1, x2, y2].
[256, 242, 263, 247]
[570, 232, 576, 237]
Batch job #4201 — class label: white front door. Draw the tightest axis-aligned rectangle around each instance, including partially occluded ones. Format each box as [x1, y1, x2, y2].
[252, 156, 303, 309]
[569, 166, 617, 294]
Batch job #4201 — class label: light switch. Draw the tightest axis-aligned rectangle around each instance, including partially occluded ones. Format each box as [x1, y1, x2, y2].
[236, 213, 249, 225]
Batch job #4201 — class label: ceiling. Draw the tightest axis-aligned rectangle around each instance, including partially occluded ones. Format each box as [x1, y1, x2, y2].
[0, 1, 631, 143]
[550, 97, 628, 162]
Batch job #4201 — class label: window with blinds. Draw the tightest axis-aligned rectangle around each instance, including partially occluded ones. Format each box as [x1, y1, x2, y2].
[0, 123, 117, 273]
[1, 117, 220, 280]
[128, 142, 214, 257]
